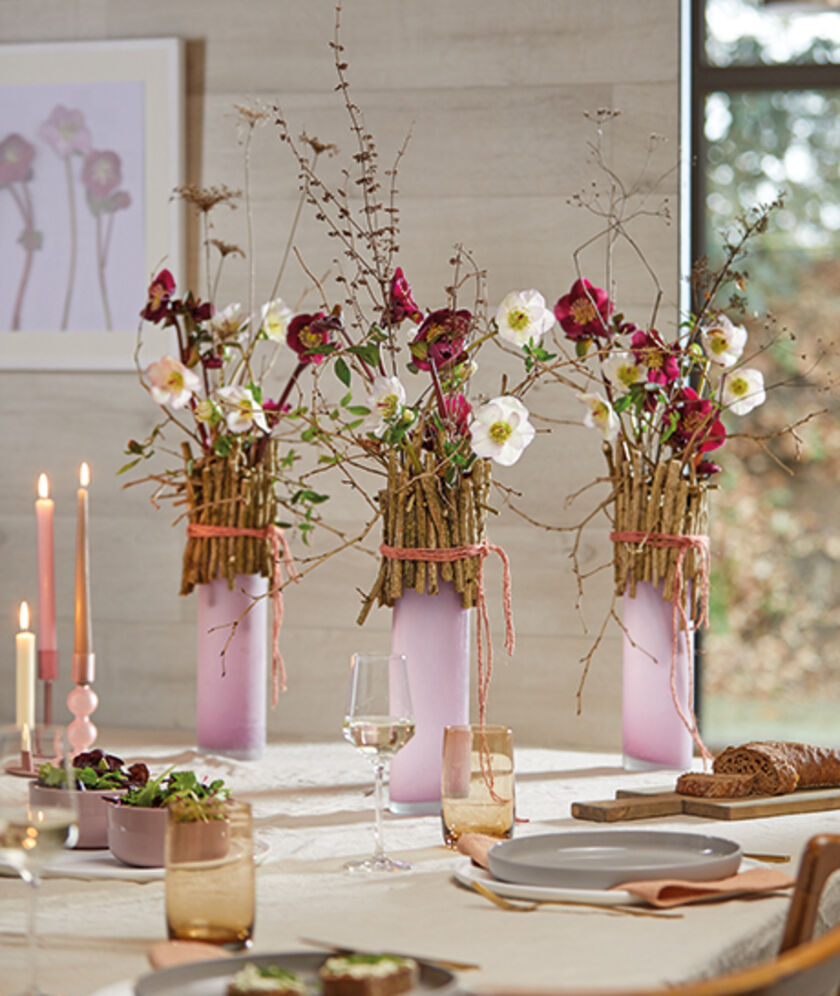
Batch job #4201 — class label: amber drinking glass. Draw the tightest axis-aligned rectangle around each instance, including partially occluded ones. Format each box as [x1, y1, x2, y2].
[441, 724, 514, 847]
[165, 800, 254, 949]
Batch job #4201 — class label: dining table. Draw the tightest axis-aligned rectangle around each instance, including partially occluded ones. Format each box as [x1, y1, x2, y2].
[3, 729, 840, 995]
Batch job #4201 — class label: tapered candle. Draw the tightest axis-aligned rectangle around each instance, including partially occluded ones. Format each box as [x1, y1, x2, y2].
[74, 462, 92, 656]
[35, 473, 58, 681]
[16, 602, 36, 730]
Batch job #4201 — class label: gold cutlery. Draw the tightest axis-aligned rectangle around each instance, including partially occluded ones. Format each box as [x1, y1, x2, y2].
[742, 851, 791, 864]
[469, 879, 683, 919]
[298, 936, 480, 972]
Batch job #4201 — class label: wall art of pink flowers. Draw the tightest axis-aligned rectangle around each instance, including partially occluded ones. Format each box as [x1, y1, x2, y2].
[0, 81, 144, 333]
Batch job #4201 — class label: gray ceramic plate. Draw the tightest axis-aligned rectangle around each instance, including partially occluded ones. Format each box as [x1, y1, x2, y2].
[134, 950, 459, 995]
[487, 830, 741, 889]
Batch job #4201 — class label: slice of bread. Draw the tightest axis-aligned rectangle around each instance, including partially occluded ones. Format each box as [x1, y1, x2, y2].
[676, 771, 756, 798]
[319, 955, 419, 996]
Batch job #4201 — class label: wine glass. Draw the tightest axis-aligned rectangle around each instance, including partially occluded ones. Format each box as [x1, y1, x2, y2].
[0, 724, 78, 995]
[342, 652, 415, 872]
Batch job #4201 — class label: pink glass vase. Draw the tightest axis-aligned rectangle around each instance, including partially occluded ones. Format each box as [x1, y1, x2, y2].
[622, 581, 694, 771]
[196, 574, 268, 761]
[389, 580, 471, 815]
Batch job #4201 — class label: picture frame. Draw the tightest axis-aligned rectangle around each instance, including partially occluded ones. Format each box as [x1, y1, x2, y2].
[0, 38, 184, 370]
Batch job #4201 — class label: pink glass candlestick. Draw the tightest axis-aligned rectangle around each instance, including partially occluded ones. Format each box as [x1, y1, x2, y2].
[389, 580, 471, 815]
[196, 575, 268, 761]
[68, 652, 98, 753]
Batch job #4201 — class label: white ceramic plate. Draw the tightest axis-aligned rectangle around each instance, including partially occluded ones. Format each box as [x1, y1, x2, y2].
[0, 836, 270, 881]
[454, 858, 638, 906]
[132, 950, 458, 995]
[487, 830, 741, 889]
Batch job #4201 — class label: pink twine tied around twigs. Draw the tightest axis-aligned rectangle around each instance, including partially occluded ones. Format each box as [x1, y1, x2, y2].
[186, 522, 299, 705]
[610, 530, 713, 766]
[378, 540, 515, 726]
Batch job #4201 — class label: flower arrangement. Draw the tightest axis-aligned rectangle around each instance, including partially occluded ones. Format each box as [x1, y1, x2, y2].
[532, 110, 825, 717]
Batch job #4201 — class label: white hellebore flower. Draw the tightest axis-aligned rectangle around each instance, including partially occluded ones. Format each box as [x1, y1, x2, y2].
[208, 302, 247, 339]
[722, 367, 766, 416]
[216, 385, 268, 434]
[602, 351, 644, 394]
[365, 375, 407, 438]
[577, 392, 619, 442]
[260, 298, 294, 341]
[495, 289, 555, 347]
[470, 396, 536, 467]
[700, 314, 747, 367]
[146, 355, 200, 410]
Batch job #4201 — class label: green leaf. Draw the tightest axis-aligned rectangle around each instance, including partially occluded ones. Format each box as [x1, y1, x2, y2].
[346, 405, 370, 416]
[575, 339, 592, 359]
[360, 343, 380, 367]
[213, 436, 234, 457]
[117, 458, 142, 475]
[613, 394, 634, 414]
[335, 356, 351, 387]
[340, 391, 353, 407]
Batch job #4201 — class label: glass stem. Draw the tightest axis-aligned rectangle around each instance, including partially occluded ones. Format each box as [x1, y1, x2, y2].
[26, 872, 40, 995]
[372, 760, 387, 860]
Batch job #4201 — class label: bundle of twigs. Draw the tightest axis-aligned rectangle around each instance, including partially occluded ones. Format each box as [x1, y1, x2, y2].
[606, 443, 709, 606]
[179, 439, 279, 594]
[357, 456, 492, 623]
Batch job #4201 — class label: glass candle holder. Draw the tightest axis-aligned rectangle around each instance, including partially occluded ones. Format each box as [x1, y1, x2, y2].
[165, 800, 255, 949]
[441, 724, 514, 847]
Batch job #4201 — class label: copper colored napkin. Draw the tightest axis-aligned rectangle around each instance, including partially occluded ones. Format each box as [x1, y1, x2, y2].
[456, 832, 500, 868]
[613, 867, 794, 908]
[147, 940, 233, 970]
[455, 833, 794, 908]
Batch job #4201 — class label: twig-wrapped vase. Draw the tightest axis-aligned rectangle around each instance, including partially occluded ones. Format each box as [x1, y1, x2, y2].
[181, 441, 278, 760]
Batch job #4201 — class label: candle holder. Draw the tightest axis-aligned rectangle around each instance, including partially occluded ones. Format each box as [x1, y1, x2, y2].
[38, 648, 58, 727]
[4, 727, 37, 778]
[68, 652, 98, 753]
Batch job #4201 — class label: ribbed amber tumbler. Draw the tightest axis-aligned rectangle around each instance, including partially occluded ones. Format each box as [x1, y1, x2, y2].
[441, 724, 514, 847]
[165, 800, 255, 949]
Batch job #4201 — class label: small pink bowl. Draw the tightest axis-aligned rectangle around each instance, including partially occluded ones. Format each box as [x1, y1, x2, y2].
[107, 802, 169, 867]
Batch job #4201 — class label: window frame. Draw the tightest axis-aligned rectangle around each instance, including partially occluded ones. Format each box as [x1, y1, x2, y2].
[684, 0, 840, 730]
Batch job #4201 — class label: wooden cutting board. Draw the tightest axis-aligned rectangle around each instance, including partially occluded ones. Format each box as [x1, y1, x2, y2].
[571, 784, 840, 822]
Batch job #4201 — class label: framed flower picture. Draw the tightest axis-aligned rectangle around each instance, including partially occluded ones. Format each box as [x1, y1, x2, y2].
[0, 38, 184, 369]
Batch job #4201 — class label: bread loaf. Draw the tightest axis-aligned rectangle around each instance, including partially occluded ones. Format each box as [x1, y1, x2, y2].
[713, 741, 840, 795]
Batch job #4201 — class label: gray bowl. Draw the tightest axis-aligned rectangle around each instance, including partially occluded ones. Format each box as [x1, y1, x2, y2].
[487, 829, 742, 890]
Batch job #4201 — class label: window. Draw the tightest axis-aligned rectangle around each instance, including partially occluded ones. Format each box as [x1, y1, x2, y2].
[690, 0, 840, 745]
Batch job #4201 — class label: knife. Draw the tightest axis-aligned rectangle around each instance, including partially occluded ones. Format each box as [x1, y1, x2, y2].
[297, 936, 480, 972]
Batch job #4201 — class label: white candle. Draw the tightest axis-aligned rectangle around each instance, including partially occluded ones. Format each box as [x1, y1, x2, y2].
[35, 473, 57, 678]
[16, 601, 36, 730]
[74, 462, 92, 655]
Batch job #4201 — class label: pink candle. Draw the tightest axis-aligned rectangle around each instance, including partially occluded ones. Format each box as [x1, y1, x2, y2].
[35, 473, 58, 680]
[74, 462, 92, 656]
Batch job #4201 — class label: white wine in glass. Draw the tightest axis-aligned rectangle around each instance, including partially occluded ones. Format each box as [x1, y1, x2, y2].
[342, 653, 414, 872]
[0, 725, 78, 996]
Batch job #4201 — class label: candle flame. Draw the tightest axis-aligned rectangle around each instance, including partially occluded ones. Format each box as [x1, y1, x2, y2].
[80, 462, 90, 488]
[21, 723, 31, 753]
[19, 601, 30, 631]
[37, 473, 50, 499]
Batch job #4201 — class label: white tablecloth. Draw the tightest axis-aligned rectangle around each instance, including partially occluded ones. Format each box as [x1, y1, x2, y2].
[3, 731, 840, 995]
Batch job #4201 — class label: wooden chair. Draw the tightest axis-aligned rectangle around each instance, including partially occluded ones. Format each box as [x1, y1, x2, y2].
[484, 834, 840, 996]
